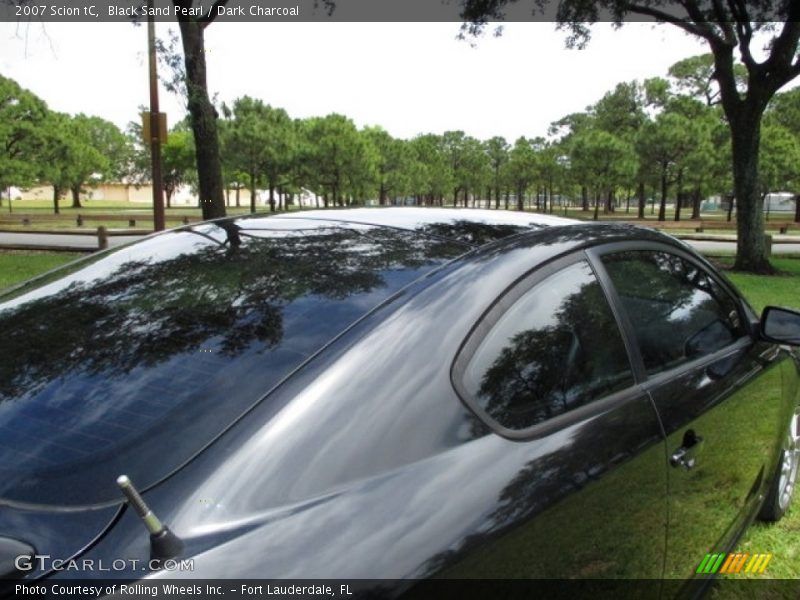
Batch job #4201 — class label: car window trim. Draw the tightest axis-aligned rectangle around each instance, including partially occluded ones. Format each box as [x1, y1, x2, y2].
[450, 251, 643, 442]
[586, 241, 753, 384]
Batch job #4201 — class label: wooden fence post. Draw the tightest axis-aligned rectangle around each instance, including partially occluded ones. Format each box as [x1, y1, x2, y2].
[97, 226, 108, 250]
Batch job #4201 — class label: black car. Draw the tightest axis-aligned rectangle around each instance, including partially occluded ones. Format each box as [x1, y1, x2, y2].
[1, 208, 798, 595]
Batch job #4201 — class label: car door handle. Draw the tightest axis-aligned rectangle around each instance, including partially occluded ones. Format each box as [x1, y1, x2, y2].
[670, 430, 704, 470]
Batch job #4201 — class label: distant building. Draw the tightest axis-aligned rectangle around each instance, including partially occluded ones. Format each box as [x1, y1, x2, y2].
[764, 192, 796, 214]
[711, 192, 796, 214]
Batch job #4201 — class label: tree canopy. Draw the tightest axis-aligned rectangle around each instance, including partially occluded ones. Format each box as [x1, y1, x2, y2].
[459, 1, 800, 271]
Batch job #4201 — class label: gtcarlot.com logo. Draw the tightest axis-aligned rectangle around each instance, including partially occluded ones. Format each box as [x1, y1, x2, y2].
[696, 552, 772, 575]
[15, 554, 195, 572]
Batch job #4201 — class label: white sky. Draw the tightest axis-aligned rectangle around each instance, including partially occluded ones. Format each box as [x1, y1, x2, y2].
[0, 21, 715, 141]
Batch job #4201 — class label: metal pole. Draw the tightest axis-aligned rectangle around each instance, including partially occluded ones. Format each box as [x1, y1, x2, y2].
[148, 0, 166, 231]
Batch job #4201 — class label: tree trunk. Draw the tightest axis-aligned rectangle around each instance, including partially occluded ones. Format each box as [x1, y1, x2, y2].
[674, 169, 684, 222]
[53, 186, 61, 215]
[691, 188, 702, 220]
[593, 190, 600, 221]
[268, 185, 276, 212]
[71, 185, 82, 209]
[658, 171, 667, 222]
[177, 17, 226, 220]
[516, 187, 524, 212]
[795, 194, 800, 224]
[581, 185, 588, 212]
[637, 183, 645, 219]
[730, 116, 772, 272]
[235, 186, 240, 208]
[249, 172, 256, 214]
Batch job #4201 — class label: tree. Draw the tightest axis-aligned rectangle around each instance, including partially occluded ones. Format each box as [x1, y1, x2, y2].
[485, 136, 510, 209]
[221, 97, 272, 213]
[549, 111, 597, 212]
[590, 81, 649, 216]
[64, 115, 128, 208]
[161, 1, 231, 220]
[460, 1, 800, 272]
[0, 74, 48, 207]
[161, 126, 196, 208]
[506, 137, 538, 211]
[766, 88, 800, 222]
[442, 131, 488, 207]
[668, 53, 746, 107]
[408, 134, 453, 206]
[570, 129, 637, 220]
[124, 115, 195, 209]
[301, 114, 374, 207]
[636, 111, 696, 222]
[442, 131, 469, 206]
[261, 107, 296, 212]
[39, 112, 76, 214]
[758, 122, 800, 215]
[363, 127, 412, 205]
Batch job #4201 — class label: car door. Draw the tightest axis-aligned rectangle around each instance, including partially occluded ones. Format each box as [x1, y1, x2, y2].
[591, 243, 786, 581]
[445, 253, 668, 580]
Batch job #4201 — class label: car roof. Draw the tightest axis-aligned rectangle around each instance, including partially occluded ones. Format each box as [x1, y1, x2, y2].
[272, 207, 576, 245]
[273, 207, 578, 229]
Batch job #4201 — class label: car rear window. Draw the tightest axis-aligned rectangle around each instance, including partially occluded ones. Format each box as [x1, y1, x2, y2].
[0, 218, 467, 506]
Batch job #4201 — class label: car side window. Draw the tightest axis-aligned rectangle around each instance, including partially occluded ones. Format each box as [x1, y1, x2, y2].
[461, 260, 634, 431]
[600, 250, 746, 376]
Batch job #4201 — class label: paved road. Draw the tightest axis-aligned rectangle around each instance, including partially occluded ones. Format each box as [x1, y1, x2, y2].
[1, 231, 799, 255]
[686, 240, 800, 255]
[0, 232, 145, 250]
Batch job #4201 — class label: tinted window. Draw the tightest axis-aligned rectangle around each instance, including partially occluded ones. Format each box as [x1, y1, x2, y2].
[601, 250, 745, 375]
[0, 218, 468, 506]
[462, 261, 634, 430]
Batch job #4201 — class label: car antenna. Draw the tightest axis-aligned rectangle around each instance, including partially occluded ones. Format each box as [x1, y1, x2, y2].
[117, 475, 184, 561]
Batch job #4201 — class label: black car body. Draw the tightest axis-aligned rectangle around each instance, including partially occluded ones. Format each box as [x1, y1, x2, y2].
[1, 208, 798, 596]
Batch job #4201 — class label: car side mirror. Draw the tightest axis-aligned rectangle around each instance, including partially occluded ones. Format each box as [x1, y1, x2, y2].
[761, 306, 800, 346]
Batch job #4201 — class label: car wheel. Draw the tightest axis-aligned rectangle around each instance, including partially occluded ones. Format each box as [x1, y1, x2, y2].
[759, 406, 800, 522]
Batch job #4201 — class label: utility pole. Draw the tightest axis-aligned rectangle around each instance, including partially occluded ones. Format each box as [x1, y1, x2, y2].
[148, 0, 166, 231]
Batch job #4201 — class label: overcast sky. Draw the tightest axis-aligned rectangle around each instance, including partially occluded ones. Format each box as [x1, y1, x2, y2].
[1, 21, 718, 141]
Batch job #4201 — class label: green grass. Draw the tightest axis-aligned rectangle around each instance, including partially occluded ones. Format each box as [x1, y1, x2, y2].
[709, 257, 800, 588]
[713, 257, 800, 314]
[0, 251, 81, 291]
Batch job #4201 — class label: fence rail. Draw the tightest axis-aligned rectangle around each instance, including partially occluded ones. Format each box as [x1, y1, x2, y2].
[0, 213, 202, 228]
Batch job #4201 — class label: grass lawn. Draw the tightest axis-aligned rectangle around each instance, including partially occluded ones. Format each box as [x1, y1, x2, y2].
[709, 256, 800, 587]
[0, 250, 80, 291]
[713, 257, 800, 315]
